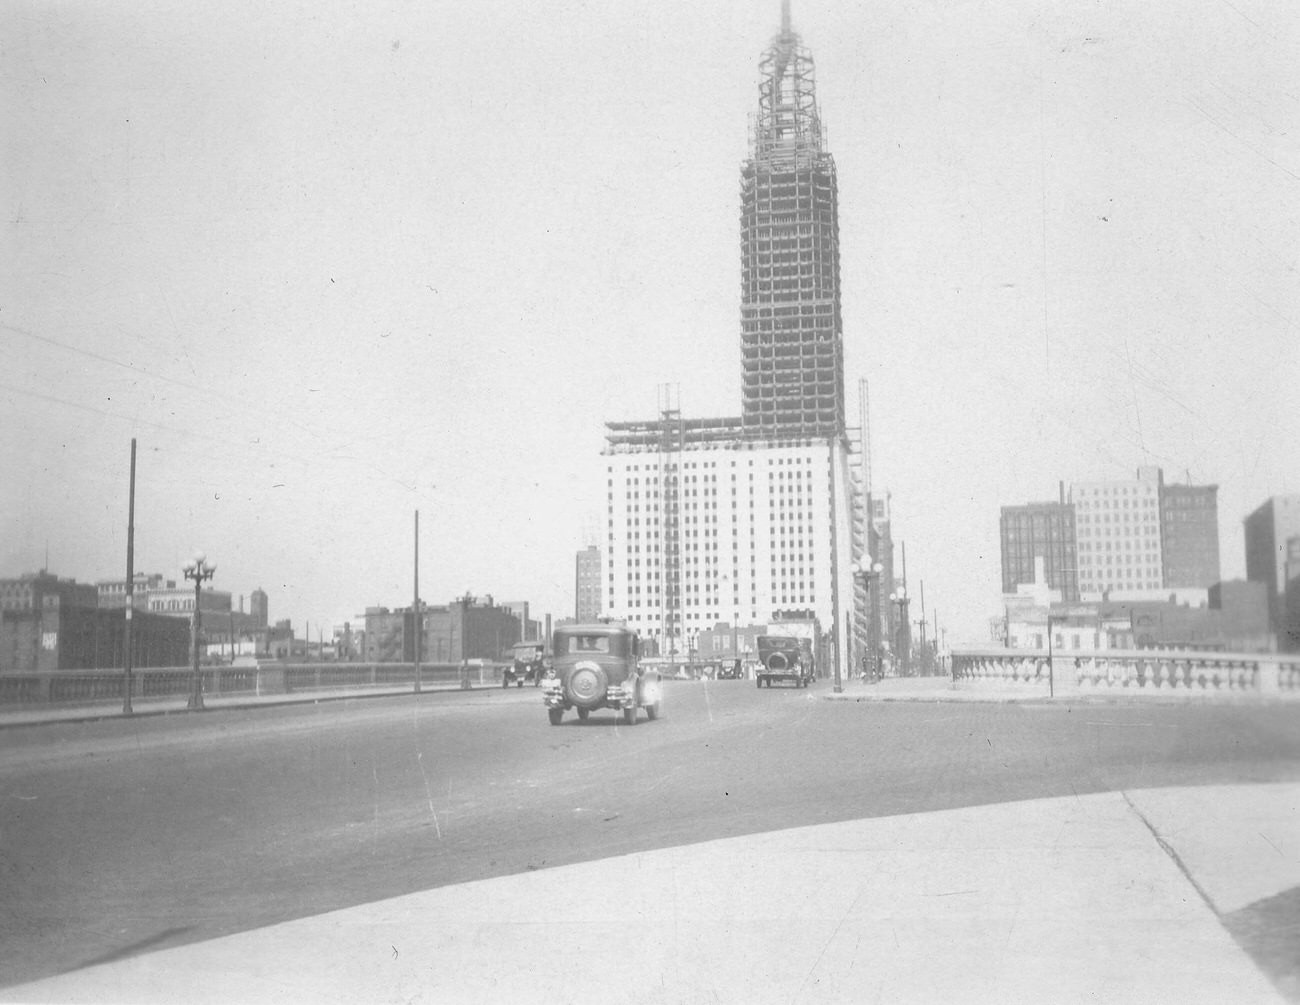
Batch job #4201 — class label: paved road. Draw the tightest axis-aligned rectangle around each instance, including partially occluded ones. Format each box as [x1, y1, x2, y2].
[1, 680, 1297, 999]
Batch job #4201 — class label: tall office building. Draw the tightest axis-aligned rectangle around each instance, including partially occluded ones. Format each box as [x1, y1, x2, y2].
[574, 546, 601, 623]
[1071, 468, 1165, 595]
[740, 3, 844, 438]
[1160, 481, 1220, 588]
[602, 6, 856, 665]
[1244, 494, 1300, 634]
[999, 496, 1079, 601]
[1068, 466, 1221, 598]
[601, 437, 853, 656]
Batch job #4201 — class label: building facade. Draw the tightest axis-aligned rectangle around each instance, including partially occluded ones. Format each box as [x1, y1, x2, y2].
[96, 573, 168, 609]
[146, 584, 232, 618]
[999, 495, 1079, 601]
[1070, 467, 1165, 596]
[1244, 494, 1300, 648]
[363, 596, 522, 663]
[575, 546, 601, 623]
[1, 598, 190, 672]
[1160, 481, 1220, 588]
[1, 572, 98, 613]
[250, 588, 269, 629]
[601, 435, 853, 662]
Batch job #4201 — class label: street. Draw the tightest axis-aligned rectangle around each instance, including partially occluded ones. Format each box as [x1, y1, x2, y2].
[1, 680, 1298, 992]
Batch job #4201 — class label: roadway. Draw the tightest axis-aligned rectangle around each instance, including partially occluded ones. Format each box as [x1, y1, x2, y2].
[1, 680, 1298, 1000]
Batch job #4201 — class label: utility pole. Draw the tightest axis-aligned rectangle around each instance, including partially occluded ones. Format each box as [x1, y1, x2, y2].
[413, 509, 422, 693]
[123, 439, 136, 716]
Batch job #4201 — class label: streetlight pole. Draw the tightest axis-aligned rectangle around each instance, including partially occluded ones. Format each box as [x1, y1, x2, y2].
[183, 552, 216, 711]
[890, 587, 910, 677]
[1046, 613, 1057, 698]
[851, 557, 884, 684]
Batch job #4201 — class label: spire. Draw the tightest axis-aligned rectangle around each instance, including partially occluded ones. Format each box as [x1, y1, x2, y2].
[752, 0, 823, 168]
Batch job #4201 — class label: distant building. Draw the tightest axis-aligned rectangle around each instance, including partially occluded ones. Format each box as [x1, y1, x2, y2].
[1000, 490, 1078, 602]
[1, 596, 190, 672]
[425, 595, 520, 662]
[1070, 467, 1165, 596]
[694, 622, 766, 662]
[96, 573, 169, 609]
[1003, 580, 1271, 654]
[363, 595, 521, 663]
[500, 601, 541, 641]
[1, 571, 98, 613]
[1160, 481, 1220, 588]
[1244, 495, 1300, 647]
[250, 588, 269, 629]
[601, 436, 854, 661]
[575, 546, 601, 622]
[1284, 536, 1300, 652]
[146, 584, 232, 618]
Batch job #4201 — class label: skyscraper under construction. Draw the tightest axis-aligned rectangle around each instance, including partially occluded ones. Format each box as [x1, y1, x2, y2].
[601, 4, 862, 671]
[741, 2, 844, 438]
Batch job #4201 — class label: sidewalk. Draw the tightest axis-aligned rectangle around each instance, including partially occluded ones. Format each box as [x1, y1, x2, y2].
[5, 782, 1296, 1004]
[0, 681, 478, 729]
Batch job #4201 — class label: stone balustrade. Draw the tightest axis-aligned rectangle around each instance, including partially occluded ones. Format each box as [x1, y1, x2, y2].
[951, 648, 1300, 699]
[0, 662, 503, 708]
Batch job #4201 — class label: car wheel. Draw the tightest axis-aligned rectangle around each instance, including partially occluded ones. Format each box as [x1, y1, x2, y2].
[548, 708, 563, 726]
[755, 677, 762, 689]
[646, 701, 660, 721]
[623, 705, 636, 726]
[577, 707, 590, 722]
[502, 678, 509, 688]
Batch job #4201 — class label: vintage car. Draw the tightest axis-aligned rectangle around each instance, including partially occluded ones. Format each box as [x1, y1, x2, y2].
[543, 623, 662, 725]
[755, 634, 812, 688]
[716, 659, 745, 680]
[504, 642, 546, 688]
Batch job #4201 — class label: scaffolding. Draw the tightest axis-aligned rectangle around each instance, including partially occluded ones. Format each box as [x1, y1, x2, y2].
[657, 385, 684, 664]
[740, 9, 844, 439]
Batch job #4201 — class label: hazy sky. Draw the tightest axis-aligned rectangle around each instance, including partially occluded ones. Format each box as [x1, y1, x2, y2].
[4, 1, 1296, 643]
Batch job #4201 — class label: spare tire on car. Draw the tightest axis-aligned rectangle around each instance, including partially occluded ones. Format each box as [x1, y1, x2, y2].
[564, 662, 608, 708]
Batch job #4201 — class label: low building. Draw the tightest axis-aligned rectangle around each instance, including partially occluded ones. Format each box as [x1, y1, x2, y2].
[1004, 579, 1272, 654]
[146, 584, 232, 618]
[363, 595, 521, 663]
[96, 573, 170, 609]
[1, 596, 190, 672]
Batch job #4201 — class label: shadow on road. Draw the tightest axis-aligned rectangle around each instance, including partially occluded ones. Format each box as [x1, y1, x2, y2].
[67, 926, 194, 974]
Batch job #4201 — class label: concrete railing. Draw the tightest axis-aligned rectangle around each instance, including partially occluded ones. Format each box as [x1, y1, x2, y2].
[0, 662, 506, 708]
[951, 648, 1300, 699]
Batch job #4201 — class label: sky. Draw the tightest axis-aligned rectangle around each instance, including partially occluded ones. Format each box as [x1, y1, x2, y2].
[3, 0, 1297, 645]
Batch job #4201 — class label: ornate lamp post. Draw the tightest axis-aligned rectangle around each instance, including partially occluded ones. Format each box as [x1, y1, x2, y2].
[183, 552, 216, 710]
[851, 557, 884, 683]
[890, 586, 911, 677]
